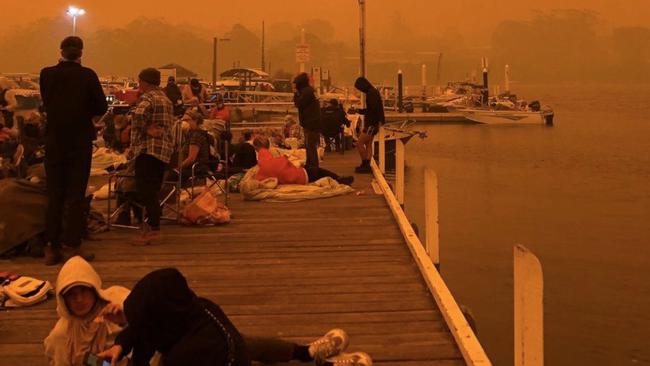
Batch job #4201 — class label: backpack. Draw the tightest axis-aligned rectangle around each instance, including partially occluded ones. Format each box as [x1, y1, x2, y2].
[1, 275, 53, 308]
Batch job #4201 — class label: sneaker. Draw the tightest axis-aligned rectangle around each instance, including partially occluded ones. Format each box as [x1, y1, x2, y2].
[308, 329, 350, 364]
[336, 176, 354, 186]
[327, 352, 373, 366]
[43, 245, 63, 266]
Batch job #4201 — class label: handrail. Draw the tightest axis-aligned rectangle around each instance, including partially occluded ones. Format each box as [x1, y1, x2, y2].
[370, 159, 492, 366]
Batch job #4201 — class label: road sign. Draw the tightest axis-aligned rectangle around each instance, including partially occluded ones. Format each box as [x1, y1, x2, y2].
[295, 44, 310, 63]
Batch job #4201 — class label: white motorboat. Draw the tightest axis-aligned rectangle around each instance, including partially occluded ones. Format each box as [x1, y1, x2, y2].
[459, 107, 554, 125]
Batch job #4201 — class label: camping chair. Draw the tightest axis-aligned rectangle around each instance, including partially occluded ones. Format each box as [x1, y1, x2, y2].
[106, 172, 145, 231]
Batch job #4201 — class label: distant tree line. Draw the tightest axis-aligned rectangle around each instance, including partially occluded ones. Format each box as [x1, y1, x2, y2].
[1, 10, 648, 85]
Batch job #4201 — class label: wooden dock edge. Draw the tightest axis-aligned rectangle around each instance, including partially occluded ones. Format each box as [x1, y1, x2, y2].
[370, 160, 492, 366]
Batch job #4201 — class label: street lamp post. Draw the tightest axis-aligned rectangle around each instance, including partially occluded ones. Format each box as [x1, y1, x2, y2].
[66, 6, 86, 36]
[358, 0, 366, 78]
[212, 37, 230, 88]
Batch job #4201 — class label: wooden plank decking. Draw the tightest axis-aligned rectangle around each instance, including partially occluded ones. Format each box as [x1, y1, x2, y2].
[0, 153, 465, 366]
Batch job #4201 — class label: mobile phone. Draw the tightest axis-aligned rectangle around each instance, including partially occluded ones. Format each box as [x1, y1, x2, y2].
[84, 352, 111, 366]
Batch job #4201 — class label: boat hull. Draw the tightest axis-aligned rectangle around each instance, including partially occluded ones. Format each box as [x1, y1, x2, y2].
[460, 109, 553, 125]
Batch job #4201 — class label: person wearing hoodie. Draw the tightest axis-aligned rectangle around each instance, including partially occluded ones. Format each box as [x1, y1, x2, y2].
[352, 77, 385, 174]
[292, 72, 321, 168]
[97, 268, 371, 366]
[44, 256, 130, 366]
[163, 76, 184, 117]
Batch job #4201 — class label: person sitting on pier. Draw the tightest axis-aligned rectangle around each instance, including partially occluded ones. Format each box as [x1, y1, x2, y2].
[44, 256, 130, 366]
[208, 94, 230, 122]
[321, 99, 350, 152]
[231, 130, 257, 171]
[176, 109, 212, 179]
[96, 268, 372, 366]
[253, 136, 353, 186]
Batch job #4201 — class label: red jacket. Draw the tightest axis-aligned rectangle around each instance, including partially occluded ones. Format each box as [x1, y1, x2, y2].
[255, 148, 307, 185]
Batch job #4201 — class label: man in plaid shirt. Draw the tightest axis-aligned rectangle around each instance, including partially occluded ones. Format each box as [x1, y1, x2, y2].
[131, 68, 175, 244]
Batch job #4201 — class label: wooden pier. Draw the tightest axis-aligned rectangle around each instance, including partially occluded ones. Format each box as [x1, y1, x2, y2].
[0, 152, 488, 366]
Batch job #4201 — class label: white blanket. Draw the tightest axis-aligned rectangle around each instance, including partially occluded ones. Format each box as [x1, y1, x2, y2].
[239, 166, 353, 202]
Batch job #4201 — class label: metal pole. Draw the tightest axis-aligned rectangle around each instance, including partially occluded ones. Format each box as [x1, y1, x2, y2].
[72, 16, 77, 36]
[261, 21, 266, 71]
[482, 57, 489, 106]
[300, 28, 306, 73]
[421, 64, 427, 100]
[378, 127, 385, 173]
[424, 168, 439, 268]
[224, 120, 230, 206]
[359, 0, 366, 78]
[505, 64, 511, 94]
[395, 138, 405, 206]
[397, 70, 404, 113]
[212, 38, 217, 88]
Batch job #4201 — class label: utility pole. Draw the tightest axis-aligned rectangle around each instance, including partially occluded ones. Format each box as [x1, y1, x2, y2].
[212, 37, 230, 88]
[261, 21, 266, 72]
[212, 37, 217, 87]
[300, 28, 306, 73]
[358, 0, 366, 78]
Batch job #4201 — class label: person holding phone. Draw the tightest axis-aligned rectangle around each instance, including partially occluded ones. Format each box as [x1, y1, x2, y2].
[96, 268, 372, 366]
[44, 256, 130, 366]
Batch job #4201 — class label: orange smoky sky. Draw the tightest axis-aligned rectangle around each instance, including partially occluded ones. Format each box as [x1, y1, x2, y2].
[1, 0, 648, 41]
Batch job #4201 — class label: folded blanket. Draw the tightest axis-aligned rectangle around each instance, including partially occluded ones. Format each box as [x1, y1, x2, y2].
[239, 166, 353, 202]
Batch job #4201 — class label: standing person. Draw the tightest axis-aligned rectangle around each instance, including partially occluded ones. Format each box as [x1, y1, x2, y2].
[130, 68, 174, 245]
[39, 36, 108, 265]
[163, 76, 184, 117]
[353, 77, 384, 174]
[292, 73, 321, 168]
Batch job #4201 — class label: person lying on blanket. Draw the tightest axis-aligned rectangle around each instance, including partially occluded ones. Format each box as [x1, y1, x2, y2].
[44, 256, 131, 366]
[252, 136, 354, 186]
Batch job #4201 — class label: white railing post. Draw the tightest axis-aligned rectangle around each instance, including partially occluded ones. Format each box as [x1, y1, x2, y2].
[395, 137, 405, 205]
[514, 244, 544, 366]
[424, 168, 439, 267]
[378, 126, 386, 173]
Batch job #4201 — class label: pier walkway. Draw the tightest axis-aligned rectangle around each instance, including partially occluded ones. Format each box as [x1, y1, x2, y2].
[0, 153, 486, 366]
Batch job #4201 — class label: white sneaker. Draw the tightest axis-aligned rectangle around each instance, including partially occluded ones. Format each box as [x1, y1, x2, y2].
[308, 328, 350, 364]
[327, 352, 373, 366]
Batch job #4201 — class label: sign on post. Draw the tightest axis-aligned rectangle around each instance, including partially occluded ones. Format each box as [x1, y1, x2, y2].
[295, 44, 310, 63]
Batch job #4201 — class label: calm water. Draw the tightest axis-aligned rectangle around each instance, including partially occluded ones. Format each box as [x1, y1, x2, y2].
[403, 84, 650, 366]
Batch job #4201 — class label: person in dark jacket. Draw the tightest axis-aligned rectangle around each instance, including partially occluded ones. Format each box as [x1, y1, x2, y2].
[39, 36, 108, 265]
[321, 99, 350, 153]
[292, 73, 321, 168]
[232, 130, 257, 170]
[163, 76, 184, 116]
[352, 77, 384, 173]
[96, 268, 371, 366]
